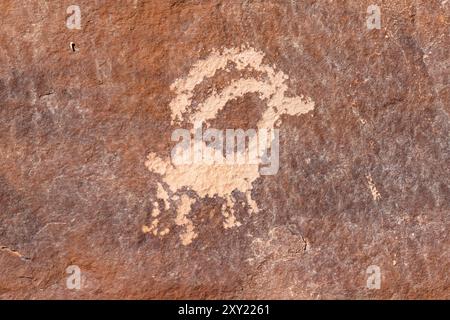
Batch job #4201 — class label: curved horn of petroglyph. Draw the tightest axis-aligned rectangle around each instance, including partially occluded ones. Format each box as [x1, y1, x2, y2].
[169, 46, 315, 127]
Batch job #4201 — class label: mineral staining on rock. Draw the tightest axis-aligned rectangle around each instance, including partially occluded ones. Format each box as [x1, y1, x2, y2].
[144, 46, 315, 245]
[1, 0, 449, 300]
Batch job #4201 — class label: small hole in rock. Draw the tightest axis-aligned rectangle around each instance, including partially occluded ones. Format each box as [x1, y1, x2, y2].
[70, 42, 76, 52]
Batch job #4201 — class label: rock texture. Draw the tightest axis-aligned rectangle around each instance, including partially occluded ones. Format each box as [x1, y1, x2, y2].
[0, 0, 449, 299]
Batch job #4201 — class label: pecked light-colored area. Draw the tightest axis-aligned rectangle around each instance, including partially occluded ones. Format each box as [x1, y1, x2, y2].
[145, 46, 315, 245]
[170, 46, 315, 128]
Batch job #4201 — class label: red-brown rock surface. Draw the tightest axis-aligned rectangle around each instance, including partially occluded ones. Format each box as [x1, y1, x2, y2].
[0, 0, 449, 299]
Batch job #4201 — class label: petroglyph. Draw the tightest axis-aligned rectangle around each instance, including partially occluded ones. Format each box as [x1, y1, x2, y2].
[366, 173, 381, 201]
[144, 46, 315, 245]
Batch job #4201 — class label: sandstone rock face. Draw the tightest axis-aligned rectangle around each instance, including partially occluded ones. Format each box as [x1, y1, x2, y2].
[0, 0, 449, 299]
